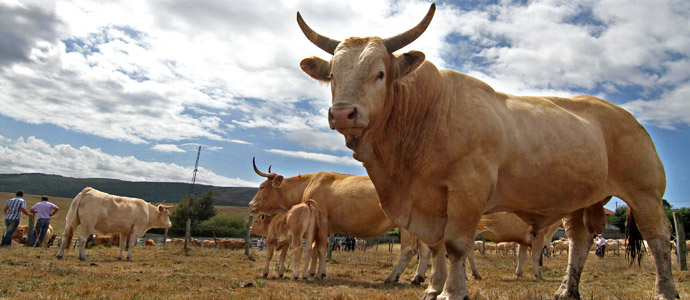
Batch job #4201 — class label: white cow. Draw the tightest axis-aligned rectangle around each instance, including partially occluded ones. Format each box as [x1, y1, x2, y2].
[56, 187, 171, 261]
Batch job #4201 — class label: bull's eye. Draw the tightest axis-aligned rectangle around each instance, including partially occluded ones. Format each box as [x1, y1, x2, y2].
[259, 186, 264, 190]
[329, 73, 334, 80]
[377, 71, 384, 80]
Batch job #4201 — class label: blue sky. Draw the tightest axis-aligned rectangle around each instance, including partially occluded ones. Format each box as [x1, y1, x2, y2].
[0, 0, 688, 210]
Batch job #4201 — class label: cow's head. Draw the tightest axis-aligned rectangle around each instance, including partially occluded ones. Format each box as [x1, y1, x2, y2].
[248, 157, 291, 214]
[156, 205, 172, 229]
[298, 4, 434, 143]
[249, 214, 274, 236]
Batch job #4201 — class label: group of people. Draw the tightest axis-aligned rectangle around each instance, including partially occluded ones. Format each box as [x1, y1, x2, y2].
[333, 235, 357, 252]
[1, 190, 60, 247]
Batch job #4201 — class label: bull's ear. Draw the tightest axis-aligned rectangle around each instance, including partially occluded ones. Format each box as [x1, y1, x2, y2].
[158, 205, 166, 213]
[300, 57, 331, 82]
[272, 175, 284, 188]
[393, 50, 425, 78]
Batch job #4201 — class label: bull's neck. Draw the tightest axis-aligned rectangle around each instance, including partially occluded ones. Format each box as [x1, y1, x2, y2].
[361, 62, 446, 181]
[281, 173, 315, 207]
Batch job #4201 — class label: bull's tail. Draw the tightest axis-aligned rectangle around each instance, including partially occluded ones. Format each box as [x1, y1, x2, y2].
[624, 207, 645, 266]
[61, 187, 92, 252]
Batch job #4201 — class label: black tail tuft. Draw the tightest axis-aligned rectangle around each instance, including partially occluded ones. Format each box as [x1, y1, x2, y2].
[624, 209, 645, 266]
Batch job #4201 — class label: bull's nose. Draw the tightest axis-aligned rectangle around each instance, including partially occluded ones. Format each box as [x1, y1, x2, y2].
[328, 107, 357, 129]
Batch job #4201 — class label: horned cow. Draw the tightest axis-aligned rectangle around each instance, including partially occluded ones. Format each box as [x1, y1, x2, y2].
[298, 3, 677, 299]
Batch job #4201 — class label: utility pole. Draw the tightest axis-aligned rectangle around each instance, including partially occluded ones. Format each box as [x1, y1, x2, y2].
[189, 146, 201, 195]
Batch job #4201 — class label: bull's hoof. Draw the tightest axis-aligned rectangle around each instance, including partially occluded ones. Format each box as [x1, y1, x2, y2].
[292, 276, 299, 280]
[384, 276, 399, 284]
[79, 257, 86, 262]
[117, 257, 123, 261]
[56, 255, 63, 260]
[472, 273, 483, 280]
[301, 276, 308, 280]
[410, 275, 425, 285]
[309, 273, 316, 278]
[554, 288, 580, 300]
[262, 273, 268, 279]
[422, 291, 439, 300]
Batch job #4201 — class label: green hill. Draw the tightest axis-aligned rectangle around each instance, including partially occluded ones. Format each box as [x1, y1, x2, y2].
[0, 173, 257, 206]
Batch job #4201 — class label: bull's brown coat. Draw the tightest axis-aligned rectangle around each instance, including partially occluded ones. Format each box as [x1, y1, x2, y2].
[298, 4, 677, 300]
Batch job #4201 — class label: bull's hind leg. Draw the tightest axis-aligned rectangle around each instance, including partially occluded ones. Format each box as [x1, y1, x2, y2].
[515, 243, 527, 278]
[626, 193, 679, 300]
[77, 226, 95, 261]
[554, 209, 592, 299]
[385, 229, 418, 283]
[412, 241, 430, 284]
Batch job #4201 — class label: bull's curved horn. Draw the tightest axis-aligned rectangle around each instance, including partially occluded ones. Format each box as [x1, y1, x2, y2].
[297, 11, 341, 55]
[253, 157, 273, 178]
[268, 165, 272, 173]
[383, 3, 436, 53]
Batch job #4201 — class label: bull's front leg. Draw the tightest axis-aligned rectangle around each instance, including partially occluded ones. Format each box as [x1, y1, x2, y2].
[437, 221, 480, 300]
[422, 243, 447, 300]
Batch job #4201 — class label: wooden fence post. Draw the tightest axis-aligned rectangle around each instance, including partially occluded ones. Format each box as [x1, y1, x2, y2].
[245, 215, 253, 256]
[327, 233, 334, 259]
[184, 218, 191, 255]
[25, 214, 35, 247]
[212, 231, 218, 248]
[107, 233, 115, 247]
[163, 228, 168, 246]
[673, 212, 686, 270]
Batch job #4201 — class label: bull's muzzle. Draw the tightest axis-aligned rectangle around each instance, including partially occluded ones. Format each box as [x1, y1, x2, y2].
[328, 106, 357, 129]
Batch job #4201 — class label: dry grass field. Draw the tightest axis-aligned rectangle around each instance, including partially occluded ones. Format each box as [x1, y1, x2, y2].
[1, 192, 688, 299]
[0, 242, 687, 300]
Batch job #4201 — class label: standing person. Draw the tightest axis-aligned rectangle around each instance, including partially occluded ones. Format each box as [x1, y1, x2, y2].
[595, 234, 607, 258]
[29, 196, 59, 247]
[1, 190, 33, 246]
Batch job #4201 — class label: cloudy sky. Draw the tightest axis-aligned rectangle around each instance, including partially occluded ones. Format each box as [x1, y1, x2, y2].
[1, 0, 688, 209]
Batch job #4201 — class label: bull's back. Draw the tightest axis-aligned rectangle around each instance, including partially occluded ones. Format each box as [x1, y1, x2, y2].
[555, 95, 666, 196]
[305, 172, 395, 237]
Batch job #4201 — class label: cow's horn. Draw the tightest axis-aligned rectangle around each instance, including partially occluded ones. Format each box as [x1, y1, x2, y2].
[383, 3, 436, 54]
[253, 157, 273, 178]
[297, 11, 340, 55]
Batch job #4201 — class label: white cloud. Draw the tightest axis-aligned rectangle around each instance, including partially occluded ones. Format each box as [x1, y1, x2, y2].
[0, 0, 689, 153]
[152, 144, 185, 153]
[266, 149, 361, 167]
[0, 136, 257, 187]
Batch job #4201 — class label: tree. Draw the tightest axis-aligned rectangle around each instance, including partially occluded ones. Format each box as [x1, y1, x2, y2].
[169, 195, 195, 235]
[199, 214, 247, 237]
[168, 190, 217, 235]
[607, 206, 628, 233]
[195, 190, 217, 223]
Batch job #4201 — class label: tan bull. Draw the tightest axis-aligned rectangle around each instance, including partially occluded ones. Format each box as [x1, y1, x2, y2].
[297, 3, 677, 299]
[250, 199, 318, 279]
[249, 161, 429, 284]
[56, 187, 171, 261]
[465, 213, 561, 280]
